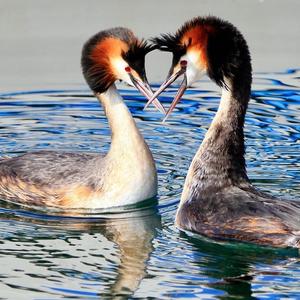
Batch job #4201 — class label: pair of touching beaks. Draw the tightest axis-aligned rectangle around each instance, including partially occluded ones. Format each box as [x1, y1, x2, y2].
[126, 61, 188, 123]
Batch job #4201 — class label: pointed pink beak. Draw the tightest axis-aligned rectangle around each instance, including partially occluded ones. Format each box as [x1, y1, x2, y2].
[144, 60, 188, 122]
[126, 68, 166, 114]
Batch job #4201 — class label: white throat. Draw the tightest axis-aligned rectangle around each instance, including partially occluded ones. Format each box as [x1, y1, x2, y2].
[95, 84, 157, 207]
[181, 51, 206, 86]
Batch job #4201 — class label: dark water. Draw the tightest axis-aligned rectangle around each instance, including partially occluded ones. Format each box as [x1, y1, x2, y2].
[1, 70, 300, 299]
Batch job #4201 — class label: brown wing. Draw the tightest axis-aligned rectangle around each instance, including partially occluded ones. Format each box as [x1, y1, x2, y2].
[0, 176, 59, 206]
[177, 210, 300, 248]
[0, 175, 99, 208]
[212, 216, 296, 247]
[0, 151, 104, 207]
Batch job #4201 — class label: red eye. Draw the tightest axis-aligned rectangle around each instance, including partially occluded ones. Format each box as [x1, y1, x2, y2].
[125, 66, 131, 73]
[180, 60, 187, 67]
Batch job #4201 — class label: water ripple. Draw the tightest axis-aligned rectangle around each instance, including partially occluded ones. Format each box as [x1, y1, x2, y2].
[1, 70, 300, 298]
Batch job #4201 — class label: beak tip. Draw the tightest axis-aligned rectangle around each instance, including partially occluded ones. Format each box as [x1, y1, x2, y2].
[162, 117, 168, 124]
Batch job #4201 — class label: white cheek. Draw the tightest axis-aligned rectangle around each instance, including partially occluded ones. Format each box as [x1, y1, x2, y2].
[112, 58, 133, 85]
[181, 52, 206, 86]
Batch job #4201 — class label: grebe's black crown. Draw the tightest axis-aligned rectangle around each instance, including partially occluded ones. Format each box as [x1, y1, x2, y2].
[122, 39, 156, 82]
[152, 16, 252, 99]
[81, 27, 155, 93]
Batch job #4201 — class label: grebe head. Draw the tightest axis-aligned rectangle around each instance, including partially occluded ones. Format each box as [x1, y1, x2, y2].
[148, 16, 252, 119]
[81, 27, 165, 112]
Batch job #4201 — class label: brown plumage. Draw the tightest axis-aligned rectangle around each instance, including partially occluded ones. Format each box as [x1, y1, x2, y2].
[0, 28, 159, 209]
[152, 16, 300, 248]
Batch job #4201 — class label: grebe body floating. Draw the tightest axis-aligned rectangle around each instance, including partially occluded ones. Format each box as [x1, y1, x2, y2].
[0, 28, 164, 209]
[151, 17, 300, 248]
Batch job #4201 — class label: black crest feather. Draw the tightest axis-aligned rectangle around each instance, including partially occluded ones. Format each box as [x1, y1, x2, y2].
[81, 27, 154, 93]
[122, 39, 156, 81]
[150, 17, 209, 53]
[152, 16, 252, 100]
[151, 33, 182, 52]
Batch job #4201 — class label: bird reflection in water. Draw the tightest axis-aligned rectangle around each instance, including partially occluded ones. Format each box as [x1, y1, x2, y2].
[0, 203, 161, 298]
[181, 231, 299, 299]
[103, 209, 161, 298]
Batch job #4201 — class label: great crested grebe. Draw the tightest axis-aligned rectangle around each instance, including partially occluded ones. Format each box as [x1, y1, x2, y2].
[0, 27, 163, 209]
[149, 16, 300, 248]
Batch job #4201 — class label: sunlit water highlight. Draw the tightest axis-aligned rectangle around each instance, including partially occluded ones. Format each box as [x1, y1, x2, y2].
[0, 69, 300, 299]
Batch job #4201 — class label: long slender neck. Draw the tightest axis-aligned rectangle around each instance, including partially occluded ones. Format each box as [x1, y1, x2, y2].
[203, 79, 248, 178]
[97, 84, 149, 157]
[181, 78, 250, 200]
[95, 84, 157, 202]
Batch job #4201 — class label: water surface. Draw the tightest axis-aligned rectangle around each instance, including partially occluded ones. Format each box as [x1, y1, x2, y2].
[1, 70, 300, 299]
